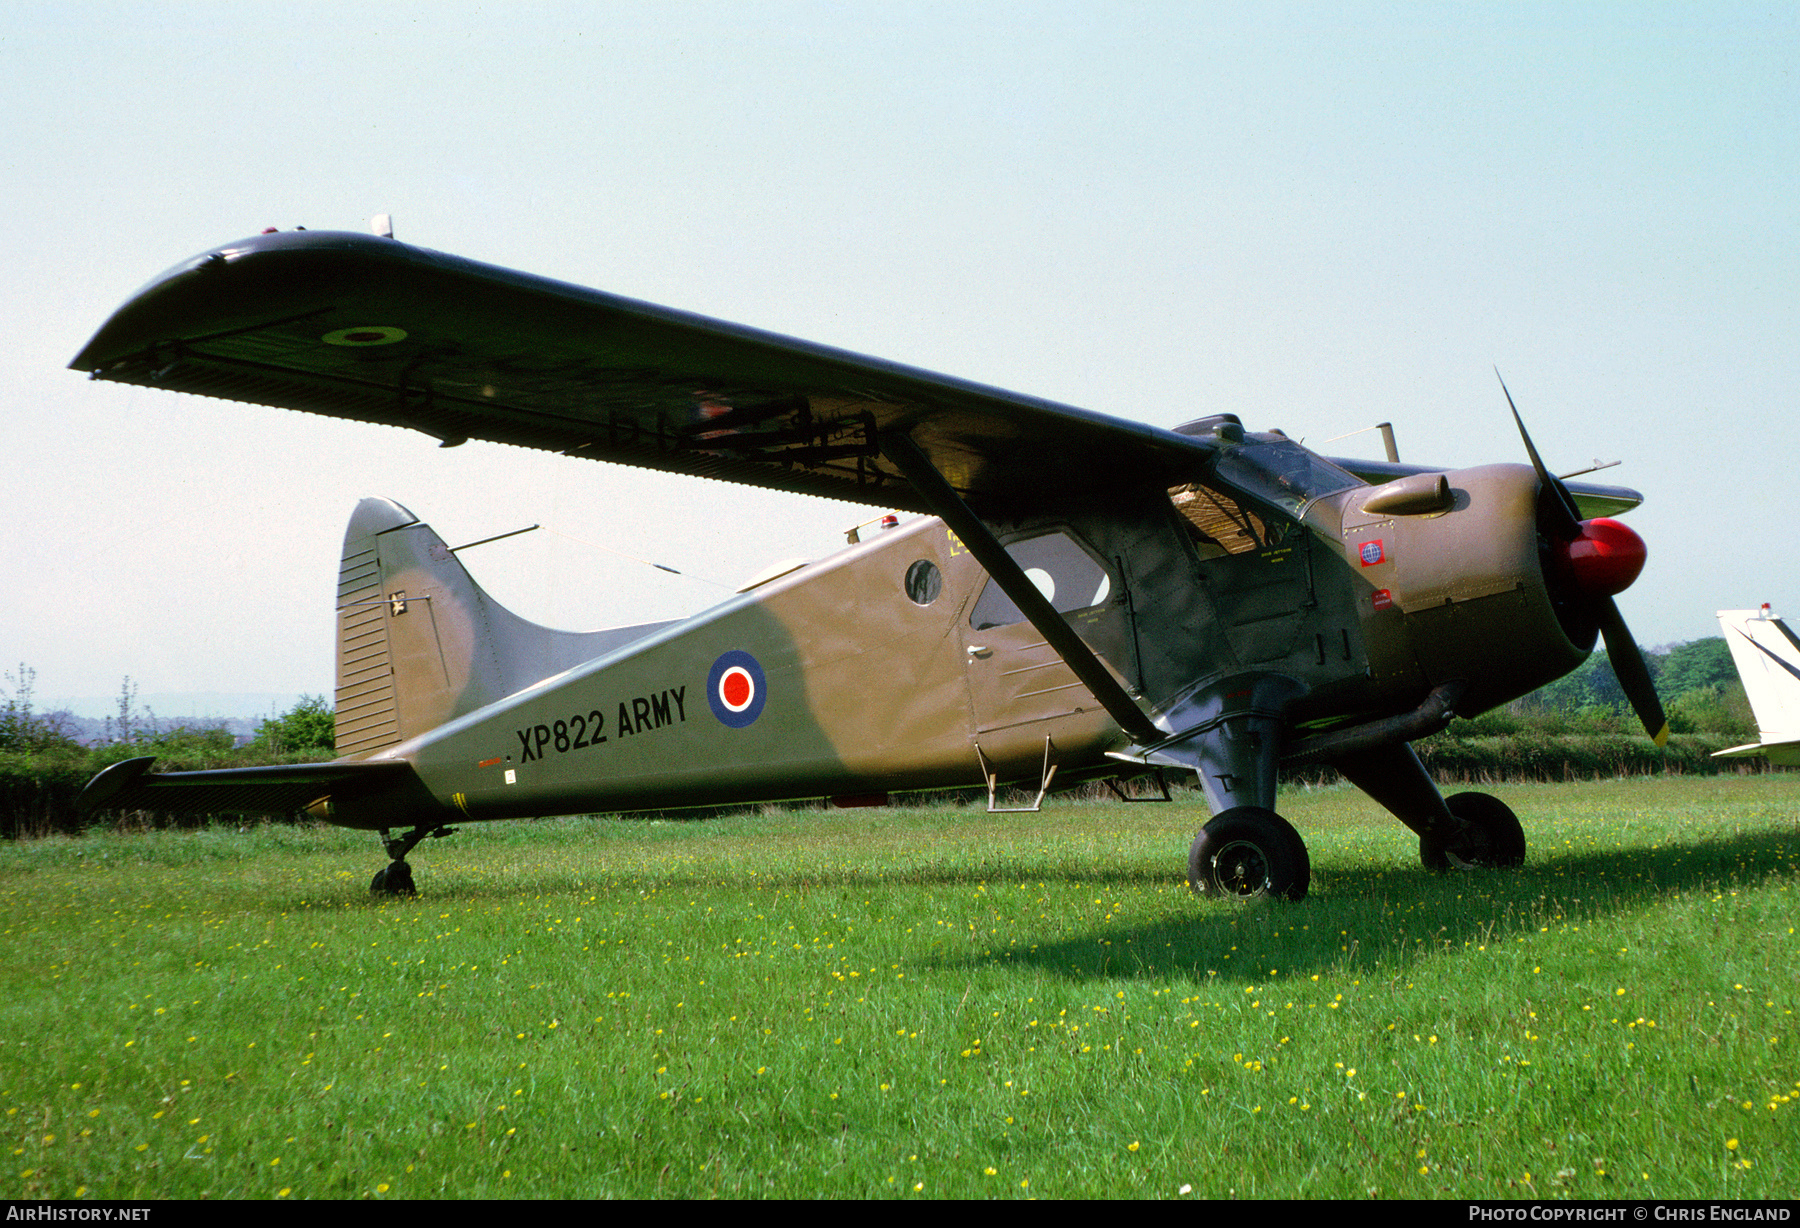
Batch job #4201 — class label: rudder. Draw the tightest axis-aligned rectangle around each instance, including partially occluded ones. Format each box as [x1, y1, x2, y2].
[1717, 607, 1800, 743]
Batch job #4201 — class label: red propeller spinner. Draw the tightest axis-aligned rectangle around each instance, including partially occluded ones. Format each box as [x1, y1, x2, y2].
[1563, 517, 1647, 598]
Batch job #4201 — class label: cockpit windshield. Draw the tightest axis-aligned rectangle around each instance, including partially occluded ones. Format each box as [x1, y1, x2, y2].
[1210, 438, 1363, 517]
[1168, 437, 1366, 558]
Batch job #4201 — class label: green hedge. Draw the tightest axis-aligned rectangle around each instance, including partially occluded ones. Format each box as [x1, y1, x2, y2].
[1280, 732, 1763, 789]
[1412, 731, 1755, 784]
[0, 758, 93, 838]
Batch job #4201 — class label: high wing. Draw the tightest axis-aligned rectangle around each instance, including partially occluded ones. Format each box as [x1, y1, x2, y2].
[73, 230, 1643, 519]
[71, 230, 1219, 518]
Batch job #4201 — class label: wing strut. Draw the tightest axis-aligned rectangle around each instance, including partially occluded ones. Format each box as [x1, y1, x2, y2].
[881, 434, 1162, 745]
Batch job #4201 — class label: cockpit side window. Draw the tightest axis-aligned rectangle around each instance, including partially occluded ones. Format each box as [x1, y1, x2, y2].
[969, 532, 1113, 630]
[1168, 483, 1275, 556]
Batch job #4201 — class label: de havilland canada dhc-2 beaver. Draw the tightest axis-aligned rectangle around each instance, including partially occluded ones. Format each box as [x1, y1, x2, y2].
[73, 225, 1668, 899]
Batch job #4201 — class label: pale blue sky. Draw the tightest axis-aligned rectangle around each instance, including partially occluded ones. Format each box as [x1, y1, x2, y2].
[5, 3, 1796, 710]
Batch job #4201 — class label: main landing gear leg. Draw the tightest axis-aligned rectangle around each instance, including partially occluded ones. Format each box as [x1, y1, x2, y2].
[370, 824, 457, 896]
[1157, 674, 1311, 901]
[1331, 742, 1524, 870]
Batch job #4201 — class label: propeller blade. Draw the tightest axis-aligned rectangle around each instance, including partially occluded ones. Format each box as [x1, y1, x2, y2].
[1596, 597, 1669, 745]
[1496, 370, 1582, 540]
[1493, 373, 1663, 744]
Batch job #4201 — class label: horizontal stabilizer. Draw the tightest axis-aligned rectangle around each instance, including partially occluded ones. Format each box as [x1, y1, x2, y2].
[79, 756, 418, 818]
[1713, 738, 1800, 766]
[1712, 739, 1800, 767]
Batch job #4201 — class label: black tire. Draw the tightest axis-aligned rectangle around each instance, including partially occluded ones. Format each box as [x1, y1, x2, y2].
[370, 861, 418, 897]
[1421, 791, 1525, 870]
[1188, 807, 1310, 901]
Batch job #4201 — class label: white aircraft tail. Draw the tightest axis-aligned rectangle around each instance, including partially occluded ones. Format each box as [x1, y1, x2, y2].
[1714, 606, 1800, 764]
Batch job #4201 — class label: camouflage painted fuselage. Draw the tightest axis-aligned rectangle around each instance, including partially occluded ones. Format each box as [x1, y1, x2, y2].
[319, 450, 1590, 832]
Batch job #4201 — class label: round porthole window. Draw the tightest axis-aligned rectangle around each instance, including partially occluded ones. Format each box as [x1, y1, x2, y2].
[904, 559, 942, 606]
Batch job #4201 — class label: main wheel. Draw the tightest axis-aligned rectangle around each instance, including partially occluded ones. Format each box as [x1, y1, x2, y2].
[1188, 807, 1310, 901]
[1420, 791, 1525, 871]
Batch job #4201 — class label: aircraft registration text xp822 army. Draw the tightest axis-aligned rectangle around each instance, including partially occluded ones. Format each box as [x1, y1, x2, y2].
[72, 226, 1667, 899]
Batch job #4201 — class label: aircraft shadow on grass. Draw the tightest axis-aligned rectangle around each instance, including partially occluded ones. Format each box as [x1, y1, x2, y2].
[917, 824, 1799, 983]
[240, 817, 1800, 991]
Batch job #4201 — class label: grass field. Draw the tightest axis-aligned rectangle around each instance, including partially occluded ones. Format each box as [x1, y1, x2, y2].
[1, 775, 1794, 1199]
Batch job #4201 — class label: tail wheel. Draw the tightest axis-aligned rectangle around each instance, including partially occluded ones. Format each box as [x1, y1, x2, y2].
[1188, 807, 1310, 901]
[370, 860, 418, 897]
[1421, 791, 1526, 871]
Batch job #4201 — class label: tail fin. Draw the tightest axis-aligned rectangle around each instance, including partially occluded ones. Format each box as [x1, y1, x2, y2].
[1716, 607, 1800, 744]
[335, 498, 677, 757]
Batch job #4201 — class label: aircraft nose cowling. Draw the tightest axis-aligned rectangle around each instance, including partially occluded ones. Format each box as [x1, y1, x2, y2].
[1563, 517, 1646, 598]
